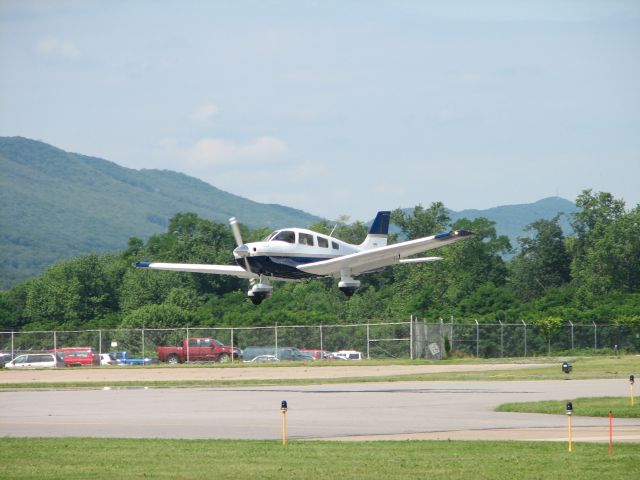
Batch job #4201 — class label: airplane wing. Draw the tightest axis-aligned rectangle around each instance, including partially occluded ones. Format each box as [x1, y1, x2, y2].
[133, 262, 258, 279]
[297, 230, 472, 277]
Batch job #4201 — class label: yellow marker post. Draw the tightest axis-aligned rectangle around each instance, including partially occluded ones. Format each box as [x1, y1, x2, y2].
[630, 375, 635, 407]
[566, 402, 573, 452]
[281, 400, 288, 447]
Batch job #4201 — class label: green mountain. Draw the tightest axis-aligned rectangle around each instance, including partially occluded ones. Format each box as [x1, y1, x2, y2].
[449, 196, 578, 251]
[0, 137, 320, 289]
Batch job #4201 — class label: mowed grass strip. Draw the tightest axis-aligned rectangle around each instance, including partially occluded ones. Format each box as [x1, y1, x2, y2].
[497, 396, 640, 418]
[1, 438, 639, 480]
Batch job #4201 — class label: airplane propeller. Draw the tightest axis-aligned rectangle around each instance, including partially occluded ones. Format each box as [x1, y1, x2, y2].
[229, 217, 244, 249]
[229, 217, 252, 272]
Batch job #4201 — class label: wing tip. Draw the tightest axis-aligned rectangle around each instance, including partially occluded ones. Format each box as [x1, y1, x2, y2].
[133, 262, 151, 268]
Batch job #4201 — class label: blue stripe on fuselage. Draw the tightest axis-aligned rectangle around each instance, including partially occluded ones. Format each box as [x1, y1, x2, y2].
[236, 255, 333, 279]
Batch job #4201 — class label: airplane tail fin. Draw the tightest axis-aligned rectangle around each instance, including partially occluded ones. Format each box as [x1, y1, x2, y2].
[359, 211, 390, 250]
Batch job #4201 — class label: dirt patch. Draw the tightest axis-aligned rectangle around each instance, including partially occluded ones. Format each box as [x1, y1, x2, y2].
[0, 362, 547, 384]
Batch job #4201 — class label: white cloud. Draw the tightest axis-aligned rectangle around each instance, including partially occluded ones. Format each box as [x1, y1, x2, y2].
[36, 36, 81, 59]
[156, 136, 292, 171]
[185, 136, 291, 168]
[189, 102, 220, 126]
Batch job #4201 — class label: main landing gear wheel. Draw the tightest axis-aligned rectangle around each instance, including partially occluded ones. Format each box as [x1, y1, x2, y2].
[249, 291, 270, 305]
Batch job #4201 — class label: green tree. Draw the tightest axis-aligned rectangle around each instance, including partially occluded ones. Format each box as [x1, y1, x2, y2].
[23, 254, 123, 327]
[121, 303, 192, 329]
[570, 190, 626, 276]
[510, 215, 571, 300]
[443, 217, 512, 303]
[534, 316, 563, 355]
[575, 206, 640, 295]
[391, 202, 450, 240]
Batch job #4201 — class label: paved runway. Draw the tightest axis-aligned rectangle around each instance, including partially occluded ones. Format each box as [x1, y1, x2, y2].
[1, 380, 639, 441]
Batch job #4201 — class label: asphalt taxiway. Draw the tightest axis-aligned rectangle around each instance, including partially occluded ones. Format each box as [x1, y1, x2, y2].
[1, 379, 639, 442]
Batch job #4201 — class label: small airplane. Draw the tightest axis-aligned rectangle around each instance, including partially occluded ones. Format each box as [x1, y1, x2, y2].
[133, 211, 473, 305]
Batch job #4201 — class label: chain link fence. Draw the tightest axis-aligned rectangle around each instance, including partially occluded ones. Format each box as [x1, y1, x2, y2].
[1, 319, 639, 362]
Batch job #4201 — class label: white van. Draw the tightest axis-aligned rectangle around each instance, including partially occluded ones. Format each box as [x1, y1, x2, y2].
[5, 353, 64, 369]
[334, 350, 364, 360]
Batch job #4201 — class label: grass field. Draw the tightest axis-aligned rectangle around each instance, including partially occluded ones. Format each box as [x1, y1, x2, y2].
[1, 438, 639, 480]
[497, 396, 640, 418]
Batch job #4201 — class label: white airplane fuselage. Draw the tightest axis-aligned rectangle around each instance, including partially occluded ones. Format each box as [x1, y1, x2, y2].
[233, 227, 359, 281]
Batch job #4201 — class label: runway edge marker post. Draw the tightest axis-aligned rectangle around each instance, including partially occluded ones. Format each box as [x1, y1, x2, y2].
[281, 400, 288, 448]
[566, 402, 573, 452]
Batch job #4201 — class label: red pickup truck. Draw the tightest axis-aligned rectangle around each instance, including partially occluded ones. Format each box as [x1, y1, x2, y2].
[156, 338, 239, 364]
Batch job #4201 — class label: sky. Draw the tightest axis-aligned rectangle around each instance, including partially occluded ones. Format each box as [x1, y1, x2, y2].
[1, 0, 639, 221]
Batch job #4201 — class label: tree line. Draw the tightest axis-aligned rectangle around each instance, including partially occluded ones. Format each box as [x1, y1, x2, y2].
[1, 190, 639, 334]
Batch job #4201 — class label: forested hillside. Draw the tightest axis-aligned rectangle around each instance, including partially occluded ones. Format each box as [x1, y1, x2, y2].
[1, 190, 638, 340]
[0, 137, 319, 288]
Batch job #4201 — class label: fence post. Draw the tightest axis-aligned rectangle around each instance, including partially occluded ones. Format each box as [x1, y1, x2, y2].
[499, 320, 504, 358]
[522, 320, 527, 357]
[569, 320, 574, 350]
[186, 326, 190, 363]
[319, 324, 323, 353]
[366, 322, 370, 360]
[410, 315, 414, 360]
[231, 328, 234, 364]
[99, 329, 102, 355]
[141, 328, 145, 363]
[54, 330, 57, 352]
[593, 321, 598, 351]
[11, 330, 14, 357]
[275, 323, 278, 358]
[475, 319, 480, 358]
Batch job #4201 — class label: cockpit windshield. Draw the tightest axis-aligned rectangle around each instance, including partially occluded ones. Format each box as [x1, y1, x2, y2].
[271, 230, 295, 243]
[263, 231, 277, 242]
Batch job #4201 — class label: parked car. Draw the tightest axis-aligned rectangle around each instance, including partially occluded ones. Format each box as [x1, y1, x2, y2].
[51, 347, 100, 367]
[333, 350, 364, 360]
[0, 352, 14, 368]
[100, 353, 116, 366]
[242, 346, 310, 362]
[111, 351, 157, 366]
[157, 338, 239, 364]
[245, 354, 280, 363]
[299, 349, 330, 360]
[5, 352, 65, 369]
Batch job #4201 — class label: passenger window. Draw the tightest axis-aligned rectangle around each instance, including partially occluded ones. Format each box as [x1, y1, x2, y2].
[332, 241, 339, 250]
[273, 230, 295, 243]
[299, 233, 314, 246]
[318, 237, 328, 248]
[188, 339, 198, 347]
